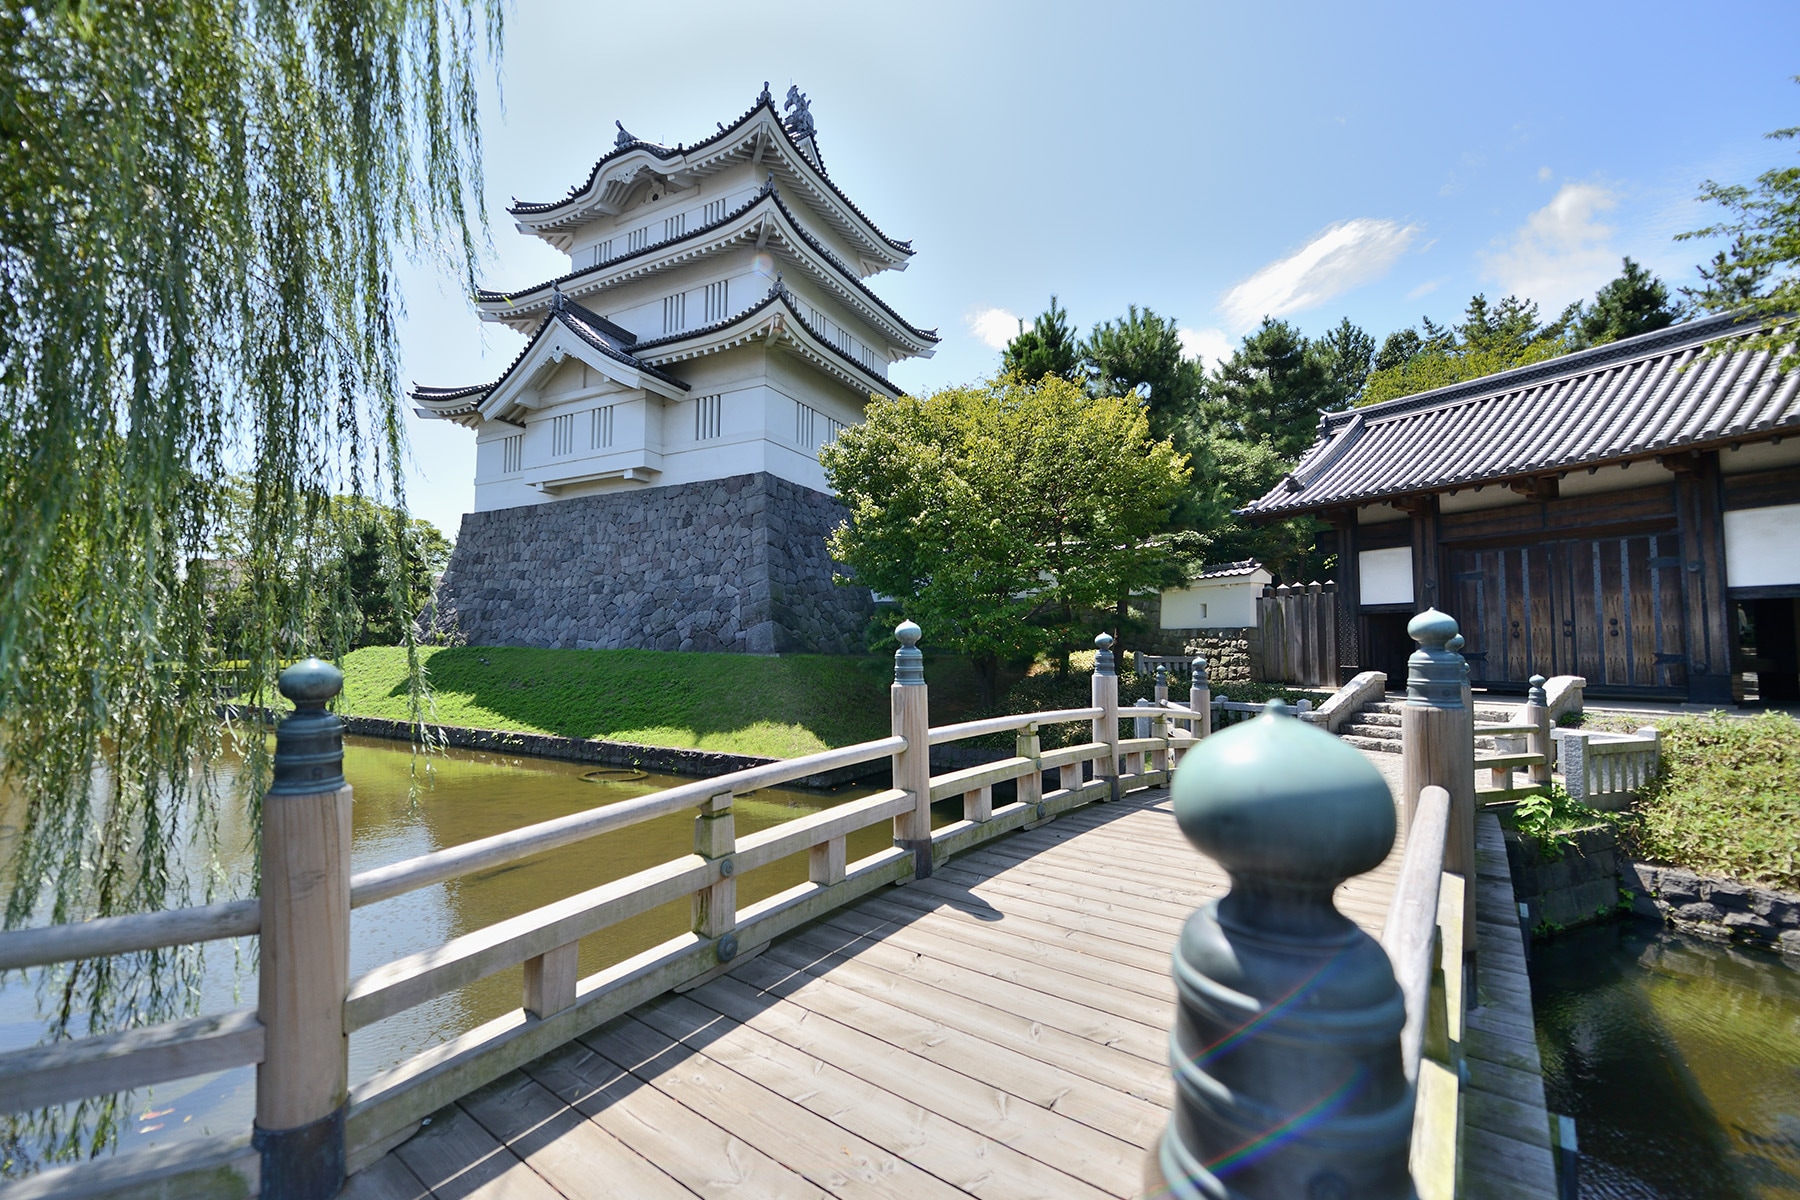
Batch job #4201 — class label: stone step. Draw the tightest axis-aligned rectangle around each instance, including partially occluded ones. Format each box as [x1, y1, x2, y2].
[1364, 699, 1516, 722]
[1341, 722, 1404, 742]
[1355, 711, 1403, 728]
[1341, 733, 1402, 755]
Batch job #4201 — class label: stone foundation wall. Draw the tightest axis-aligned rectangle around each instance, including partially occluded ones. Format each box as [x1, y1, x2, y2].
[1131, 628, 1259, 686]
[437, 472, 873, 654]
[1626, 862, 1800, 957]
[1504, 824, 1800, 956]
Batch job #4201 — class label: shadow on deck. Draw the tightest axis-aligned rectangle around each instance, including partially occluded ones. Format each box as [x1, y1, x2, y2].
[343, 786, 1408, 1200]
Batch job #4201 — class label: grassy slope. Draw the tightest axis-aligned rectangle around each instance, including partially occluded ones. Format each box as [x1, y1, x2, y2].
[1580, 710, 1799, 890]
[336, 645, 992, 759]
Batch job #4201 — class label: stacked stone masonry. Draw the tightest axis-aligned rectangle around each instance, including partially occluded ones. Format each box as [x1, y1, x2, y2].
[436, 472, 873, 654]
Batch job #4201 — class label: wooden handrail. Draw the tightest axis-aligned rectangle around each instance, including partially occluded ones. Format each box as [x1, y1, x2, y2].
[0, 898, 260, 972]
[0, 1008, 264, 1113]
[348, 735, 906, 907]
[926, 708, 1100, 745]
[1380, 785, 1451, 1083]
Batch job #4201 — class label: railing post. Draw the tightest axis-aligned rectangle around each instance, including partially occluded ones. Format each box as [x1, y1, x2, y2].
[890, 620, 933, 877]
[1556, 730, 1590, 803]
[1013, 721, 1041, 821]
[1152, 667, 1171, 775]
[1190, 656, 1211, 738]
[1402, 609, 1477, 979]
[1146, 701, 1411, 1197]
[1523, 674, 1552, 787]
[1092, 633, 1121, 801]
[692, 790, 737, 965]
[1130, 698, 1152, 777]
[256, 659, 352, 1200]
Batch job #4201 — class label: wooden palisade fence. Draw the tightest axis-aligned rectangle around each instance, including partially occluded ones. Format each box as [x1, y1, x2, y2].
[0, 618, 1487, 1200]
[1256, 580, 1337, 688]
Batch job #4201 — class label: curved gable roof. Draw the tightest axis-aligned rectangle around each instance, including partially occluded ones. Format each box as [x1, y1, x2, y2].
[1241, 314, 1800, 518]
[477, 181, 939, 351]
[508, 89, 912, 267]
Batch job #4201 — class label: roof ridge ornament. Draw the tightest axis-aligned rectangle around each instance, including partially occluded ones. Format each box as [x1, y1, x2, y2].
[614, 120, 635, 149]
[767, 271, 787, 301]
[783, 84, 815, 140]
[759, 81, 773, 107]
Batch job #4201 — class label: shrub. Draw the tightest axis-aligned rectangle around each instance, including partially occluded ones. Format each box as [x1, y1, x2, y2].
[1617, 712, 1800, 891]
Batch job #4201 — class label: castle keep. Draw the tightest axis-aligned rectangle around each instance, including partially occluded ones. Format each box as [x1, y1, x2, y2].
[415, 85, 937, 652]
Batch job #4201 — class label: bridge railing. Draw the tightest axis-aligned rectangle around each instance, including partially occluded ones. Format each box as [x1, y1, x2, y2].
[1553, 726, 1660, 811]
[0, 626, 1171, 1199]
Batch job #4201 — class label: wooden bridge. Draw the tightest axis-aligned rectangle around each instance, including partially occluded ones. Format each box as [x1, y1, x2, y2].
[0, 619, 1560, 1200]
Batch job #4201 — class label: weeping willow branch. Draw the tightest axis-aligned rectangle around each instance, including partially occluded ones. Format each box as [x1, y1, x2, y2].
[0, 0, 500, 1169]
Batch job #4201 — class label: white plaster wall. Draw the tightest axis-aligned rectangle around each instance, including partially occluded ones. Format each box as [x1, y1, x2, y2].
[1359, 547, 1415, 606]
[1720, 439, 1800, 475]
[1161, 581, 1260, 628]
[469, 343, 869, 510]
[1723, 503, 1800, 587]
[1356, 502, 1409, 525]
[1439, 487, 1529, 514]
[1556, 461, 1675, 497]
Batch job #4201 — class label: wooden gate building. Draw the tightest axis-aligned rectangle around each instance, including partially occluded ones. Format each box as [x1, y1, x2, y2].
[1241, 315, 1800, 704]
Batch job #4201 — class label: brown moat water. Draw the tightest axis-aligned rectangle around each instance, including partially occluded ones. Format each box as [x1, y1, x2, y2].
[0, 736, 887, 1163]
[1532, 920, 1800, 1198]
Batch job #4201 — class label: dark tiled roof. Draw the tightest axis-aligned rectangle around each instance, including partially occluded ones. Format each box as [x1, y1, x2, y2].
[508, 91, 913, 257]
[409, 290, 688, 412]
[1241, 314, 1800, 518]
[1195, 559, 1265, 579]
[478, 181, 938, 345]
[633, 281, 901, 396]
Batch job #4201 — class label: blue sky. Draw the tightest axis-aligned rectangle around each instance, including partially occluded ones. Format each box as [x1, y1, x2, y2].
[395, 0, 1799, 536]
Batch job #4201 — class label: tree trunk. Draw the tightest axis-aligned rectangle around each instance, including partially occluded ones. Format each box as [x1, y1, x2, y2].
[974, 654, 999, 711]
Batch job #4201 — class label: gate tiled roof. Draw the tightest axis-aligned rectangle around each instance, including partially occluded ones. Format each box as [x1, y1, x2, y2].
[1242, 314, 1800, 518]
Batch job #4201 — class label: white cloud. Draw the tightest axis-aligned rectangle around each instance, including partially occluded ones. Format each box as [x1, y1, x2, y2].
[1406, 278, 1444, 300]
[966, 307, 1023, 350]
[1482, 182, 1619, 308]
[1537, 165, 1554, 182]
[1179, 326, 1234, 369]
[1219, 219, 1422, 331]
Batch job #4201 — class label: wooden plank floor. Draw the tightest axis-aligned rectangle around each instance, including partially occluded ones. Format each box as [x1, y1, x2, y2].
[342, 785, 1409, 1200]
[1461, 814, 1558, 1200]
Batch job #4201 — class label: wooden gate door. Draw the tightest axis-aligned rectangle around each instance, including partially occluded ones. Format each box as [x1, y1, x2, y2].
[1449, 532, 1686, 692]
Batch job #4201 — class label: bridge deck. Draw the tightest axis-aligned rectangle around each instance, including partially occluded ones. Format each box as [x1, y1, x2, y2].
[342, 785, 1408, 1200]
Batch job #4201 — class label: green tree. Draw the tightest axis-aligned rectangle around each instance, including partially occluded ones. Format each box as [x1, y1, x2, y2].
[1082, 305, 1205, 445]
[1569, 257, 1680, 348]
[0, 0, 497, 1165]
[1198, 318, 1343, 460]
[1679, 86, 1800, 366]
[823, 376, 1194, 704]
[1359, 294, 1571, 406]
[1001, 295, 1083, 383]
[1318, 317, 1378, 406]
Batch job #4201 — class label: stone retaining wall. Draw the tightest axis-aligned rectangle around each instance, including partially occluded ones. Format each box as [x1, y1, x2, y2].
[1130, 628, 1259, 685]
[436, 472, 873, 655]
[1625, 861, 1800, 957]
[1504, 823, 1800, 956]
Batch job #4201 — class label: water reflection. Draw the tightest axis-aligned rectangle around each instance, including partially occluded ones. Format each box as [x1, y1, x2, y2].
[1532, 920, 1800, 1199]
[0, 735, 884, 1161]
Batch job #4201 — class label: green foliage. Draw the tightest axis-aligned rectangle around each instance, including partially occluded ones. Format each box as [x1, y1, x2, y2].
[1318, 316, 1377, 405]
[0, 0, 497, 1168]
[1503, 784, 1611, 860]
[1082, 305, 1206, 447]
[1359, 294, 1572, 406]
[1678, 80, 1800, 368]
[1001, 295, 1083, 383]
[1568, 257, 1680, 349]
[1616, 712, 1800, 891]
[1200, 317, 1352, 459]
[822, 376, 1196, 702]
